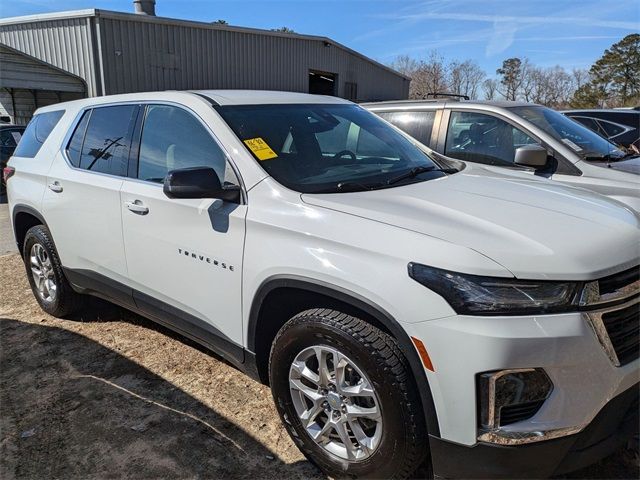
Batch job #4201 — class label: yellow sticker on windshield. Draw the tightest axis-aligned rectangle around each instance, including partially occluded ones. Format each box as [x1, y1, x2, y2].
[243, 137, 278, 161]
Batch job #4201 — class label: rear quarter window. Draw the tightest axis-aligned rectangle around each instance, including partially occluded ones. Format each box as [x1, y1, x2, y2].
[13, 110, 65, 158]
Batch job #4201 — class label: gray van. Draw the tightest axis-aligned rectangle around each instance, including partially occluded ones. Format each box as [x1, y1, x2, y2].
[364, 99, 640, 211]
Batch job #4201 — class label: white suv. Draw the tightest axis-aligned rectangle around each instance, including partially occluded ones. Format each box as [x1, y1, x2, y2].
[5, 91, 639, 479]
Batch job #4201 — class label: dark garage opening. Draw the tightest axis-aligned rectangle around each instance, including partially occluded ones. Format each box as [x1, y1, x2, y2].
[309, 70, 336, 96]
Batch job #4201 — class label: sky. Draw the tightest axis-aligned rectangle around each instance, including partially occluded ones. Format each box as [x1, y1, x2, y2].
[2, 0, 639, 76]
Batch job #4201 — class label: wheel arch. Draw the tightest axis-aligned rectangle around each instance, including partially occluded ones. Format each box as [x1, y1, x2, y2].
[247, 275, 441, 437]
[12, 204, 50, 258]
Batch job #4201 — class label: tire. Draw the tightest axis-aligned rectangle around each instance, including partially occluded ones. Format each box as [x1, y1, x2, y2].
[269, 308, 428, 479]
[22, 224, 84, 317]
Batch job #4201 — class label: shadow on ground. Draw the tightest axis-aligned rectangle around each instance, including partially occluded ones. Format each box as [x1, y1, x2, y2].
[0, 316, 322, 479]
[0, 251, 636, 479]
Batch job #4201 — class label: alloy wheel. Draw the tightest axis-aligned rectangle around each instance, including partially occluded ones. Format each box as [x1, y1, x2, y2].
[30, 243, 57, 303]
[288, 345, 382, 461]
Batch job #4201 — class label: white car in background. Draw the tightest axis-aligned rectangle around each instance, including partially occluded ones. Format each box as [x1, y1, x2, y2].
[5, 91, 639, 479]
[365, 99, 640, 211]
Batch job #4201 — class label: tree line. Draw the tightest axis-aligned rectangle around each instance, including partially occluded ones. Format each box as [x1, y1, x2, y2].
[389, 34, 639, 109]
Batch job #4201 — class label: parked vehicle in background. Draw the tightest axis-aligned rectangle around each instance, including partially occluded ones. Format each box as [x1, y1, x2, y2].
[5, 91, 640, 479]
[563, 109, 640, 151]
[0, 125, 25, 193]
[364, 99, 640, 210]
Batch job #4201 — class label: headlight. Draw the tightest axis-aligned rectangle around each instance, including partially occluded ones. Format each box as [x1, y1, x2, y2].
[408, 263, 585, 315]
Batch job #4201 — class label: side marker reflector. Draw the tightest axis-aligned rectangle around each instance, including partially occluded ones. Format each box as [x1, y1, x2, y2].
[411, 336, 435, 372]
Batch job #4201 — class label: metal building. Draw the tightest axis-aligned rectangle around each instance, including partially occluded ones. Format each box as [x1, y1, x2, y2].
[0, 6, 409, 124]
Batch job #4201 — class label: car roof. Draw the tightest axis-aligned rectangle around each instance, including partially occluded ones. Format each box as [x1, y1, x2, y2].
[362, 99, 537, 109]
[563, 109, 640, 115]
[194, 90, 353, 105]
[33, 89, 353, 115]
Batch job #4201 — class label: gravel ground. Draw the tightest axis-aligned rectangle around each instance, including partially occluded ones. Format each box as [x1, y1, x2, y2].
[0, 252, 638, 479]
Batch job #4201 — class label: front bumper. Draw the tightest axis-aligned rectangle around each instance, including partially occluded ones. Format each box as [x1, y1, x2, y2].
[429, 382, 639, 478]
[403, 306, 639, 447]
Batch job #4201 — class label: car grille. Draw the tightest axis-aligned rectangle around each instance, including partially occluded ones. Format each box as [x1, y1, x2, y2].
[586, 266, 639, 367]
[499, 400, 546, 426]
[601, 303, 640, 366]
[598, 266, 639, 297]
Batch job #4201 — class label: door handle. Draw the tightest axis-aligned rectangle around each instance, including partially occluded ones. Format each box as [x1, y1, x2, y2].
[48, 181, 63, 193]
[125, 201, 149, 215]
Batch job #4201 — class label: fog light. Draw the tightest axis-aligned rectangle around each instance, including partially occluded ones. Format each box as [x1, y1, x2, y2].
[477, 368, 553, 430]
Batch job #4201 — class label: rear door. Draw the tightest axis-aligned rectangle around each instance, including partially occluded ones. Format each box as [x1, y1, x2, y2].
[42, 104, 140, 301]
[375, 110, 439, 148]
[120, 103, 247, 359]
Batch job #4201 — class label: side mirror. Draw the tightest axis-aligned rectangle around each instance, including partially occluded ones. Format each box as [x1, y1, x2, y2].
[514, 144, 549, 168]
[163, 167, 241, 203]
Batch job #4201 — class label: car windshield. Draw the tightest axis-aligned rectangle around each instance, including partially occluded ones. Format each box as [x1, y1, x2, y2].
[216, 103, 444, 193]
[509, 106, 625, 160]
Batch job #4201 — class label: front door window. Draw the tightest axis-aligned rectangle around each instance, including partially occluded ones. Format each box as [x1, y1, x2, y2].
[445, 111, 538, 166]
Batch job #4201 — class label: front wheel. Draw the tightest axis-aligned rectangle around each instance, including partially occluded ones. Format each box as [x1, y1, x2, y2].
[269, 309, 428, 479]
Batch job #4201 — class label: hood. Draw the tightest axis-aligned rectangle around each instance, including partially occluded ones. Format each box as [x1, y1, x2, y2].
[589, 156, 640, 175]
[302, 169, 640, 280]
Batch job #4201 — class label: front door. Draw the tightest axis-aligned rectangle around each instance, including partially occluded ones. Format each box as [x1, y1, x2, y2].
[443, 110, 540, 167]
[120, 104, 247, 358]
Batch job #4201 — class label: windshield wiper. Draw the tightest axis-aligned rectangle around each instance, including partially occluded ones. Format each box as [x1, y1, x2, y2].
[583, 153, 625, 162]
[386, 165, 458, 186]
[334, 181, 384, 192]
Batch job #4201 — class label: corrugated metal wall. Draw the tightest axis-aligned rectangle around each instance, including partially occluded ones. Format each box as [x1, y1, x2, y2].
[0, 44, 86, 124]
[0, 16, 99, 96]
[97, 15, 409, 101]
[0, 90, 83, 125]
[0, 11, 409, 102]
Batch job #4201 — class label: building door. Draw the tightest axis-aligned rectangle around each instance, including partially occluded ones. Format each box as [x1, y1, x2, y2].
[309, 70, 337, 96]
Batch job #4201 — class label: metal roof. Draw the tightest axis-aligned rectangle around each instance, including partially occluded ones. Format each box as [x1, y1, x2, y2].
[0, 43, 86, 92]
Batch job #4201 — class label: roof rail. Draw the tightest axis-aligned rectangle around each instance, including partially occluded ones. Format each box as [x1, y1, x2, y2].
[426, 92, 469, 101]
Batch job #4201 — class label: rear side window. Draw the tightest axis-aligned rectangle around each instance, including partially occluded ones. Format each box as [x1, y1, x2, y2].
[0, 129, 22, 147]
[377, 111, 436, 147]
[13, 110, 64, 158]
[66, 110, 91, 167]
[572, 116, 600, 133]
[77, 105, 138, 176]
[597, 120, 626, 137]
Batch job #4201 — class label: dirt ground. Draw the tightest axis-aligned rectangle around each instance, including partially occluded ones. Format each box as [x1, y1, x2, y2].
[0, 252, 638, 479]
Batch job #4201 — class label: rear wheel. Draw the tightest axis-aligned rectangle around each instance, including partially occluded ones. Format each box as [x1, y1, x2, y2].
[23, 225, 84, 317]
[269, 308, 428, 479]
